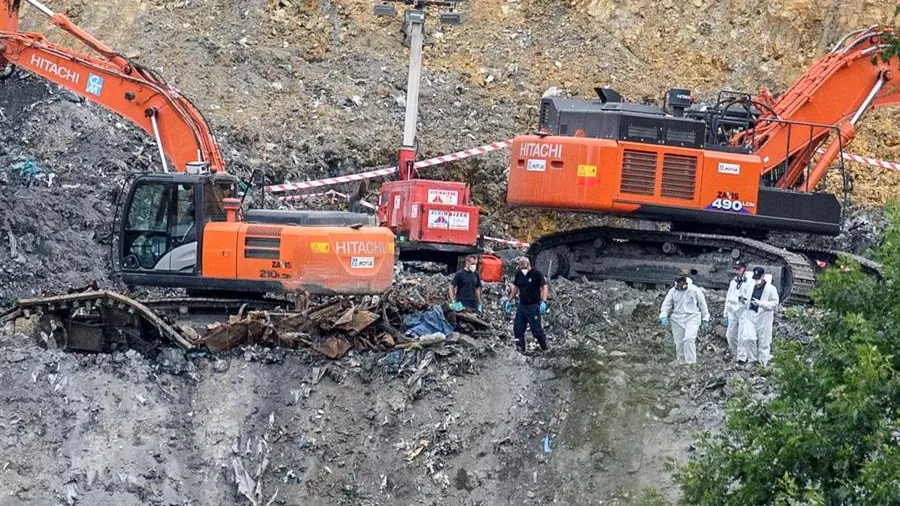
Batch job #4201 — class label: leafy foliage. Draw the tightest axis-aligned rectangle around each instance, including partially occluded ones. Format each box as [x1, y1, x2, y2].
[878, 7, 900, 63]
[671, 203, 900, 505]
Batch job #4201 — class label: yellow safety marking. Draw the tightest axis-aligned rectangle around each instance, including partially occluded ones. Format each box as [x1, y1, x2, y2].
[577, 164, 598, 178]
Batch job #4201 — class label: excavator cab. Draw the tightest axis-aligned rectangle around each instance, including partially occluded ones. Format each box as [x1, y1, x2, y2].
[118, 172, 397, 295]
[119, 172, 237, 275]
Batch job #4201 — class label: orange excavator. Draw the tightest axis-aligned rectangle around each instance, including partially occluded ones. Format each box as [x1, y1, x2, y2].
[507, 26, 899, 302]
[1, 0, 396, 295]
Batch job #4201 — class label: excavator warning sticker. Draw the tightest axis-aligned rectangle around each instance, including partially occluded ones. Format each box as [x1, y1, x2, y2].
[577, 165, 597, 178]
[427, 189, 459, 204]
[86, 74, 105, 96]
[428, 210, 470, 230]
[351, 257, 375, 269]
[310, 242, 330, 254]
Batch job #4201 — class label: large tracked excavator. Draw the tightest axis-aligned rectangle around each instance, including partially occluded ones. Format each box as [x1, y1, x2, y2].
[1, 0, 396, 295]
[507, 26, 899, 303]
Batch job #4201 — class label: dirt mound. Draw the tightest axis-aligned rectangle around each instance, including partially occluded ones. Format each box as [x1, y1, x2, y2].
[0, 76, 159, 303]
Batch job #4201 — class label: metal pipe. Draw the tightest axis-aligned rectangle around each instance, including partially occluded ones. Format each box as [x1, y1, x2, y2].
[402, 20, 424, 147]
[830, 28, 864, 52]
[850, 75, 886, 125]
[23, 0, 54, 17]
[861, 44, 887, 56]
[149, 112, 170, 173]
[842, 27, 880, 54]
[830, 26, 876, 52]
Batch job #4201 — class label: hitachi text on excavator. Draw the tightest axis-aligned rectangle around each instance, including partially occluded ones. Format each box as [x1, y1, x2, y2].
[1, 0, 397, 296]
[507, 26, 898, 302]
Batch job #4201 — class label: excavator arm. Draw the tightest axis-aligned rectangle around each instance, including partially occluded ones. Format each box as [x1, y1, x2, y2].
[0, 0, 225, 173]
[740, 26, 900, 191]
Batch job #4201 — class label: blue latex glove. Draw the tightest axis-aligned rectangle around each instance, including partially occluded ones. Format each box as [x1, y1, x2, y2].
[539, 301, 548, 314]
[700, 320, 709, 330]
[449, 301, 464, 312]
[503, 300, 513, 314]
[477, 304, 483, 314]
[722, 316, 729, 327]
[659, 316, 669, 326]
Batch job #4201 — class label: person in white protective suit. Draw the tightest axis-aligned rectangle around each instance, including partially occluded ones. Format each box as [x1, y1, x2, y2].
[659, 274, 710, 365]
[737, 266, 780, 366]
[723, 260, 755, 357]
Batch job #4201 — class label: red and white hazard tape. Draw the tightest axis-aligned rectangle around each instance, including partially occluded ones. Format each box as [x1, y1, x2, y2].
[265, 139, 514, 194]
[266, 167, 398, 193]
[265, 136, 900, 195]
[412, 140, 512, 169]
[839, 151, 900, 171]
[280, 189, 377, 210]
[483, 236, 530, 249]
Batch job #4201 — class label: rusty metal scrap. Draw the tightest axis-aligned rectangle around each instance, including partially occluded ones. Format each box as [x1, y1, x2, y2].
[196, 299, 388, 357]
[3, 283, 484, 360]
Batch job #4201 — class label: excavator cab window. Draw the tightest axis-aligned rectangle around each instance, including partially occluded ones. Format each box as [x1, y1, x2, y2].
[121, 178, 203, 272]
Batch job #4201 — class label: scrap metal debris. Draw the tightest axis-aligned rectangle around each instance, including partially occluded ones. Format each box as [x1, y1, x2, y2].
[3, 278, 487, 360]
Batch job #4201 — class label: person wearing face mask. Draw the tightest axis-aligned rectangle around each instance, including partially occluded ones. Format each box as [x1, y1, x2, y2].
[504, 256, 550, 354]
[449, 255, 483, 313]
[723, 260, 754, 358]
[659, 274, 710, 365]
[737, 266, 780, 366]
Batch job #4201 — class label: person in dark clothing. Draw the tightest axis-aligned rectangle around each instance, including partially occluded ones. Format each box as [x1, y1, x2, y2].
[449, 255, 482, 312]
[504, 256, 550, 354]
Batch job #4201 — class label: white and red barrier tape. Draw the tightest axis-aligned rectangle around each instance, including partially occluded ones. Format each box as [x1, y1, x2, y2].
[267, 138, 900, 195]
[839, 151, 900, 171]
[280, 189, 377, 210]
[266, 140, 513, 194]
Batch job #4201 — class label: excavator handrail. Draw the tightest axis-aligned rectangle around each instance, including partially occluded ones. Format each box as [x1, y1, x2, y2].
[739, 26, 899, 191]
[0, 0, 226, 173]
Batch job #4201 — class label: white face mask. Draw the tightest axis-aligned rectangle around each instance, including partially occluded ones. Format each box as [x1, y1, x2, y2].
[468, 264, 477, 272]
[520, 269, 529, 276]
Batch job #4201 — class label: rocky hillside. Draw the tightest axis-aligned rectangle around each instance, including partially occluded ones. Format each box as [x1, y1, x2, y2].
[13, 1, 898, 233]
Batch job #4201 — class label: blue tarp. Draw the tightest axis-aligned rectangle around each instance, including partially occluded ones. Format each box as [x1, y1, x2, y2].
[403, 305, 454, 337]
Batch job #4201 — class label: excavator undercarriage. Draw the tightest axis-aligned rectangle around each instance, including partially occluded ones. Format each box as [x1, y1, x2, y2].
[528, 226, 882, 305]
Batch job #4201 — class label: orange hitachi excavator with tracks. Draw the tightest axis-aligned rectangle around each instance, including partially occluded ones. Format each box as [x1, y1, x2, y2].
[507, 26, 899, 302]
[1, 0, 396, 295]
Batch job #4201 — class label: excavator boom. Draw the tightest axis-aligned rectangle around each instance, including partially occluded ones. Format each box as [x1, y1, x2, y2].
[2, 0, 397, 296]
[745, 26, 900, 190]
[0, 0, 225, 173]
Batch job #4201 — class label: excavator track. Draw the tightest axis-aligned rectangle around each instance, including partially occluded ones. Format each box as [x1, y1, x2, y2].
[785, 247, 883, 280]
[527, 226, 817, 304]
[0, 291, 294, 354]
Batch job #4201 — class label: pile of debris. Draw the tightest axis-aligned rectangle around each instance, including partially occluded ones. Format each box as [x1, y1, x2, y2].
[1, 273, 493, 361]
[196, 292, 489, 359]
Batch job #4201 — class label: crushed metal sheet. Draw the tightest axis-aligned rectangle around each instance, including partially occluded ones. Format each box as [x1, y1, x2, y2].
[313, 336, 352, 359]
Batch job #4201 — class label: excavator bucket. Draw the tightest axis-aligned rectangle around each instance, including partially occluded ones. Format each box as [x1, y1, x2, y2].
[1, 0, 20, 34]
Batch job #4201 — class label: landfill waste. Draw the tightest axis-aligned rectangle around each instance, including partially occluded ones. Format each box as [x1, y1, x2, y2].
[0, 1, 897, 504]
[12, 159, 42, 186]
